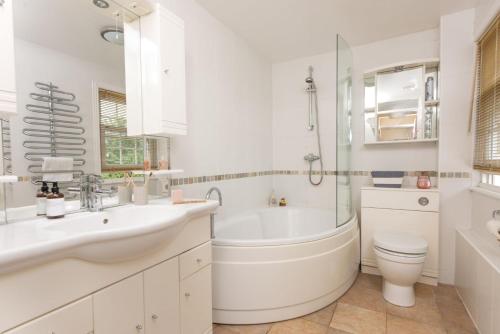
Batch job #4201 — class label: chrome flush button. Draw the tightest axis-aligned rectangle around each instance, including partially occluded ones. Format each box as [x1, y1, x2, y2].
[418, 197, 429, 206]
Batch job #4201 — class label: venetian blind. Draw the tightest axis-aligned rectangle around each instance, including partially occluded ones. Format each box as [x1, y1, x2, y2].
[474, 17, 500, 172]
[98, 88, 147, 171]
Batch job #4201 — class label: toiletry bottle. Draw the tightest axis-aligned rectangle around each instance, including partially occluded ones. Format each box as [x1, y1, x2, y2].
[269, 190, 277, 207]
[46, 182, 65, 219]
[279, 197, 287, 207]
[36, 182, 49, 216]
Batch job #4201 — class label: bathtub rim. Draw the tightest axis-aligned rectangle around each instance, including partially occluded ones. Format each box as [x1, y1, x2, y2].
[213, 208, 357, 247]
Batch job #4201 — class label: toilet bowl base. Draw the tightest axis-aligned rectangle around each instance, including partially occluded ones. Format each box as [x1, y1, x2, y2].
[382, 279, 415, 307]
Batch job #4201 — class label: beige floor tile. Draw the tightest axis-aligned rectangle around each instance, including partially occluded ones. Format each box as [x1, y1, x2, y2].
[269, 318, 328, 334]
[386, 295, 443, 328]
[213, 324, 271, 334]
[339, 279, 386, 313]
[326, 328, 352, 334]
[354, 273, 382, 291]
[302, 302, 337, 326]
[330, 302, 386, 334]
[387, 314, 446, 334]
[436, 300, 478, 333]
[414, 282, 435, 300]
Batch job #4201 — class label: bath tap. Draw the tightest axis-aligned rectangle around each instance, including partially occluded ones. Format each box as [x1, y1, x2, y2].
[205, 187, 222, 206]
[206, 187, 222, 239]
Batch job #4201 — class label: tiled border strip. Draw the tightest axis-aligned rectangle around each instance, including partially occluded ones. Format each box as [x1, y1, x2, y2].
[10, 170, 471, 184]
[170, 170, 471, 186]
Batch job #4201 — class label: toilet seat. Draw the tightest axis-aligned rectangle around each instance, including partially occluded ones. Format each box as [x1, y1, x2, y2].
[373, 231, 428, 255]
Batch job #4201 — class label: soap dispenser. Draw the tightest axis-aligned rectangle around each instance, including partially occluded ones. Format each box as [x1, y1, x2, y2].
[46, 182, 65, 219]
[36, 182, 49, 216]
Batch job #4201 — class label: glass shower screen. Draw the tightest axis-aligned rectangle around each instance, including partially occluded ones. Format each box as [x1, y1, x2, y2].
[336, 34, 354, 227]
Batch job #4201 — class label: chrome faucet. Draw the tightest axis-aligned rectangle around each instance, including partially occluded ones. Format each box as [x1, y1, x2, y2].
[69, 174, 116, 212]
[205, 187, 222, 205]
[205, 187, 222, 239]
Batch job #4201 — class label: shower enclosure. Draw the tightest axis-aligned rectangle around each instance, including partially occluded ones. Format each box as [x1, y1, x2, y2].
[336, 35, 354, 227]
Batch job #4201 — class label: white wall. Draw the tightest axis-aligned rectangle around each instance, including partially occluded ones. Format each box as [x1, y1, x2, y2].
[161, 0, 273, 219]
[7, 38, 125, 207]
[474, 0, 500, 38]
[271, 52, 337, 209]
[438, 9, 475, 284]
[271, 29, 440, 210]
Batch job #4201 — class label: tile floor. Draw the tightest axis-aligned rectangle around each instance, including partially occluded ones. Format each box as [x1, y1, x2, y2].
[213, 272, 477, 334]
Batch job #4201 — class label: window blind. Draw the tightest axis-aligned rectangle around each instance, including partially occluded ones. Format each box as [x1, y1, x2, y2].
[98, 88, 156, 171]
[474, 17, 500, 172]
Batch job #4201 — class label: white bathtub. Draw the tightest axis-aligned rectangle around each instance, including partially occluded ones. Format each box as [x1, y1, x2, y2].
[212, 207, 360, 324]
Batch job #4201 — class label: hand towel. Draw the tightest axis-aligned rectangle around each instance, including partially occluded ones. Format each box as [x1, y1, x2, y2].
[42, 157, 74, 182]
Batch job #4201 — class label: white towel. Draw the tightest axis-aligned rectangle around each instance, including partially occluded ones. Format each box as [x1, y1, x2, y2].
[486, 219, 500, 241]
[42, 157, 74, 182]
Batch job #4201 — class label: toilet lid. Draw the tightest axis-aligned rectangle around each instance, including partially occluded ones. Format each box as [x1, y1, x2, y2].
[373, 231, 428, 254]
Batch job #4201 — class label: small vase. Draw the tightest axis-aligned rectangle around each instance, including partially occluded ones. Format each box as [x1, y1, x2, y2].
[417, 175, 431, 189]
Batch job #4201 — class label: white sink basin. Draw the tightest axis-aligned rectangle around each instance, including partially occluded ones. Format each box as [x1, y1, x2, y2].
[0, 201, 217, 274]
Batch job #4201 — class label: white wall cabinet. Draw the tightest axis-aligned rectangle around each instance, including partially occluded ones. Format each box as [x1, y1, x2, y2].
[0, 0, 18, 118]
[5, 297, 93, 334]
[126, 3, 187, 137]
[361, 187, 440, 284]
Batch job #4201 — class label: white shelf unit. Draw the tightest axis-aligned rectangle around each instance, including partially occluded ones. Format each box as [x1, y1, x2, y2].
[364, 58, 440, 145]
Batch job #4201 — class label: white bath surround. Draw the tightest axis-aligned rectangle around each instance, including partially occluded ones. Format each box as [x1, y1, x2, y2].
[212, 207, 359, 324]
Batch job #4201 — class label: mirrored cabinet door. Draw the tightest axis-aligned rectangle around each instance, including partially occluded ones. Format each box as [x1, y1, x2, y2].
[364, 60, 439, 144]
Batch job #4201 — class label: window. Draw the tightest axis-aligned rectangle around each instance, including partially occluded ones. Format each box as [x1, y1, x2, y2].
[474, 16, 500, 179]
[98, 88, 157, 172]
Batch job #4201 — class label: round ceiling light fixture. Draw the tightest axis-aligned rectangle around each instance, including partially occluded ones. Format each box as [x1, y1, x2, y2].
[93, 0, 109, 9]
[100, 27, 124, 46]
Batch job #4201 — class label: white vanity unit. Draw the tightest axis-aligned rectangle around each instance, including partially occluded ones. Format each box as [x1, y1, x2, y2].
[0, 200, 217, 334]
[0, 0, 17, 118]
[361, 186, 440, 285]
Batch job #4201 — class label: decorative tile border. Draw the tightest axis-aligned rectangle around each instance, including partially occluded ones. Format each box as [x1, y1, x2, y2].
[169, 169, 471, 186]
[9, 170, 472, 185]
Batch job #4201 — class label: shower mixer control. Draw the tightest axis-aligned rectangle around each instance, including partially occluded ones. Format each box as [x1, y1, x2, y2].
[304, 153, 320, 162]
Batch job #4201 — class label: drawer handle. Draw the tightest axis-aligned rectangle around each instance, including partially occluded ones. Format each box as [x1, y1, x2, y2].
[196, 258, 203, 264]
[152, 314, 159, 320]
[418, 197, 429, 206]
[136, 324, 143, 330]
[185, 292, 191, 297]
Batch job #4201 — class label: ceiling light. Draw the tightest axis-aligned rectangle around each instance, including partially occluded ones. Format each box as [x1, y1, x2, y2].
[100, 27, 124, 46]
[93, 0, 109, 9]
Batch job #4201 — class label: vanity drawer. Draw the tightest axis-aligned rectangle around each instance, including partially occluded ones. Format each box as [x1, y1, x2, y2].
[180, 241, 211, 280]
[362, 188, 439, 212]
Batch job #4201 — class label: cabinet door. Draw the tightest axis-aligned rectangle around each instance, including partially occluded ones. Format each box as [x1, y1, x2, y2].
[5, 297, 93, 334]
[144, 257, 180, 334]
[93, 274, 145, 334]
[180, 265, 212, 334]
[159, 7, 186, 135]
[0, 0, 17, 116]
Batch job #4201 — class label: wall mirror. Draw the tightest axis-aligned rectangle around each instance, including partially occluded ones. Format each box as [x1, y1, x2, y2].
[364, 60, 439, 144]
[0, 0, 170, 223]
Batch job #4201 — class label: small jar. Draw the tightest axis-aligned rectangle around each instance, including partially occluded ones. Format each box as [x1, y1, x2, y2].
[417, 175, 432, 189]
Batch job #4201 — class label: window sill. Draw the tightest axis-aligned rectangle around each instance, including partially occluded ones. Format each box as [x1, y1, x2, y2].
[470, 185, 500, 200]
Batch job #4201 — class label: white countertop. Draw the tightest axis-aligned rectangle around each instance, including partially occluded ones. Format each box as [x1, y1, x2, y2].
[0, 198, 218, 274]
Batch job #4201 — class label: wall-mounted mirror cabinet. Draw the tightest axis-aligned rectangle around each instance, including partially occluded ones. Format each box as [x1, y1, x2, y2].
[364, 59, 439, 144]
[0, 0, 184, 224]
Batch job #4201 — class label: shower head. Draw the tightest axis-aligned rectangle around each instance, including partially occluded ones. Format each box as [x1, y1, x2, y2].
[305, 65, 314, 84]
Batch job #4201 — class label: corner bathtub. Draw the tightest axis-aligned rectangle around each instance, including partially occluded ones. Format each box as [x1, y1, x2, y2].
[212, 207, 359, 324]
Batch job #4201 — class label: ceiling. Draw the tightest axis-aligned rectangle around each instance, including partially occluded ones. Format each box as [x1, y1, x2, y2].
[12, 0, 134, 68]
[195, 0, 479, 62]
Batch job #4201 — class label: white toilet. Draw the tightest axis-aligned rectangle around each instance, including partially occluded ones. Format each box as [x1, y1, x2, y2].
[373, 231, 428, 307]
